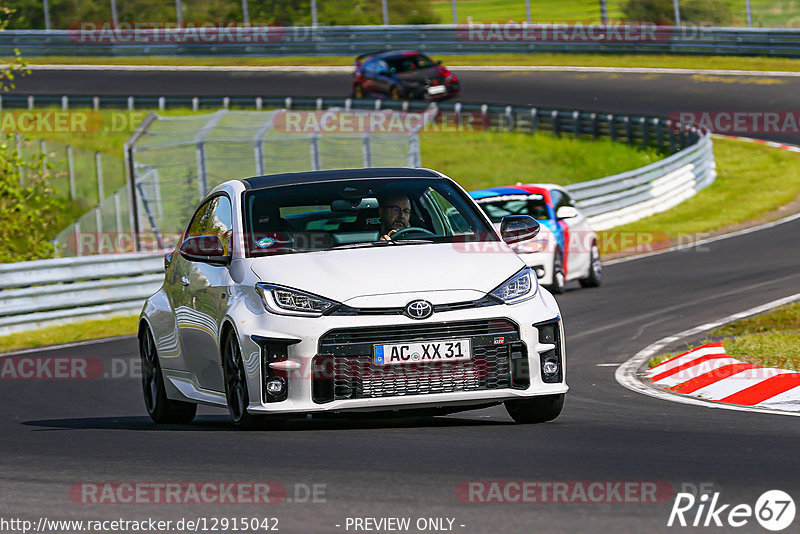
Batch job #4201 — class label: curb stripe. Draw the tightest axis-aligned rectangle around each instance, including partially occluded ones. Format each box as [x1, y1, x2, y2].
[719, 373, 800, 405]
[650, 353, 729, 382]
[647, 343, 725, 373]
[670, 363, 761, 394]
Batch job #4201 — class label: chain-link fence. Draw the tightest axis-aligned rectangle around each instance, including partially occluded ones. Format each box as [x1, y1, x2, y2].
[14, 136, 125, 208]
[52, 106, 432, 255]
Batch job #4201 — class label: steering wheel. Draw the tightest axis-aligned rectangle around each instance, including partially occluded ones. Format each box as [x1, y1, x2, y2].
[390, 226, 438, 240]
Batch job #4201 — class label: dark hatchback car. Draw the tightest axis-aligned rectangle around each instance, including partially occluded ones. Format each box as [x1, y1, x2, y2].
[353, 50, 460, 101]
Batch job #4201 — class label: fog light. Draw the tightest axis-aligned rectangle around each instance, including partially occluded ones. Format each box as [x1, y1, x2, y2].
[542, 359, 560, 377]
[534, 267, 546, 279]
[266, 377, 286, 397]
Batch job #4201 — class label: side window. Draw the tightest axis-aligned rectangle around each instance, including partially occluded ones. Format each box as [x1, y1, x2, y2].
[549, 189, 563, 211]
[185, 195, 233, 255]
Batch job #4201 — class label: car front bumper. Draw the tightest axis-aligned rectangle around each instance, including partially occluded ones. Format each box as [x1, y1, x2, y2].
[234, 287, 567, 415]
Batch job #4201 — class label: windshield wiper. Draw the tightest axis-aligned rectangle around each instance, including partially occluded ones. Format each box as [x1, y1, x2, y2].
[327, 241, 398, 250]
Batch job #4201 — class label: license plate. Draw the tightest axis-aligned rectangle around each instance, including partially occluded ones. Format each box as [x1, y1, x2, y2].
[374, 339, 471, 365]
[427, 85, 447, 95]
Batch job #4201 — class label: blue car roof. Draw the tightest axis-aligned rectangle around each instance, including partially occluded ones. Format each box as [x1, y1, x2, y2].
[470, 186, 532, 199]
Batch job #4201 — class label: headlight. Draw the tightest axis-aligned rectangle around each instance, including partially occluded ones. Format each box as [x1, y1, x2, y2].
[256, 283, 339, 317]
[489, 268, 537, 304]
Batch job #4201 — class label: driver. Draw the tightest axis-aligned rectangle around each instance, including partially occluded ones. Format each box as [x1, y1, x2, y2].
[378, 194, 411, 240]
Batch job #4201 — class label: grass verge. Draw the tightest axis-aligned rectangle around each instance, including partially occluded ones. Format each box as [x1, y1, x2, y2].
[649, 301, 800, 371]
[0, 315, 139, 354]
[600, 137, 800, 257]
[13, 53, 800, 73]
[421, 130, 664, 191]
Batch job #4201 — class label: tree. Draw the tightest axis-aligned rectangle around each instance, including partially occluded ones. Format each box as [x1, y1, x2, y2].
[0, 7, 68, 262]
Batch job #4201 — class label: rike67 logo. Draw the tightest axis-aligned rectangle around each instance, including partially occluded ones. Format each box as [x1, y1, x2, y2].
[668, 490, 795, 531]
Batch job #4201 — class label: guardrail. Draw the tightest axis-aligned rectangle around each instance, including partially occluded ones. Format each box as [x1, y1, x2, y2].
[0, 253, 162, 336]
[2, 26, 800, 57]
[0, 96, 714, 333]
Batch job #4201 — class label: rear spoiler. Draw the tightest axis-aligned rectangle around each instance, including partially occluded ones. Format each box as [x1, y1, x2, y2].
[354, 50, 386, 67]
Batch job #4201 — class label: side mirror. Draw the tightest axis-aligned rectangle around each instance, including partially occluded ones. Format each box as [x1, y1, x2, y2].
[500, 215, 540, 245]
[556, 206, 579, 219]
[179, 235, 229, 264]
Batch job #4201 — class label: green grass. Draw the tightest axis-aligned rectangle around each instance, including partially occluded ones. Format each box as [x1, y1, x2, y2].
[420, 130, 664, 191]
[750, 0, 800, 28]
[603, 137, 800, 254]
[431, 0, 624, 24]
[0, 315, 139, 354]
[712, 301, 800, 337]
[12, 53, 800, 72]
[650, 301, 800, 370]
[723, 332, 800, 371]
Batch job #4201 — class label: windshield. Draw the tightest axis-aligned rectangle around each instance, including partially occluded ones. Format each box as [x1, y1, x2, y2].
[386, 54, 437, 73]
[474, 194, 550, 223]
[243, 177, 498, 257]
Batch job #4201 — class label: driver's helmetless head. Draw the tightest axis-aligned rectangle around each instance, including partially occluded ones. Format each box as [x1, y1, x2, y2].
[378, 194, 411, 234]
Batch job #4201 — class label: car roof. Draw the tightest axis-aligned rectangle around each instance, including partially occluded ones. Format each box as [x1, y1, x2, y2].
[470, 183, 564, 199]
[361, 50, 424, 62]
[241, 168, 442, 190]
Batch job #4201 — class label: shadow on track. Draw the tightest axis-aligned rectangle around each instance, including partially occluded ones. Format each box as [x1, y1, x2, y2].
[22, 414, 512, 432]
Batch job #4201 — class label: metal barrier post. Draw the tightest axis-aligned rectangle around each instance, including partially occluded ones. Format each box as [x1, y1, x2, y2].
[363, 135, 372, 167]
[67, 145, 76, 200]
[573, 111, 581, 138]
[95, 152, 104, 202]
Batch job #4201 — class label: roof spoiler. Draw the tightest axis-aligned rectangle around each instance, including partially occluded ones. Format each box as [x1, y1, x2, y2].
[354, 50, 386, 66]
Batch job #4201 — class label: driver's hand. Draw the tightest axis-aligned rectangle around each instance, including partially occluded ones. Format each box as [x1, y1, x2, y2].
[380, 229, 398, 241]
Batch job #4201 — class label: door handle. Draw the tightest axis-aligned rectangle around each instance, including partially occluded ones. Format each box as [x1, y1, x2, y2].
[181, 276, 190, 287]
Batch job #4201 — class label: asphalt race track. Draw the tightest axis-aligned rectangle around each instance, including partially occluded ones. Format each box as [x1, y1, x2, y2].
[3, 67, 800, 533]
[13, 67, 800, 145]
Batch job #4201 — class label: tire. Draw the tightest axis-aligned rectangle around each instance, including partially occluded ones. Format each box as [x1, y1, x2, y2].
[353, 84, 364, 99]
[579, 241, 603, 288]
[222, 330, 285, 430]
[547, 249, 566, 294]
[390, 86, 401, 100]
[139, 325, 197, 424]
[505, 394, 565, 424]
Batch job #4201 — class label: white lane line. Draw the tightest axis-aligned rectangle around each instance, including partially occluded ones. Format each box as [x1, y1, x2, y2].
[604, 211, 800, 267]
[596, 363, 621, 367]
[25, 64, 355, 73]
[615, 292, 800, 417]
[0, 335, 137, 357]
[22, 64, 800, 77]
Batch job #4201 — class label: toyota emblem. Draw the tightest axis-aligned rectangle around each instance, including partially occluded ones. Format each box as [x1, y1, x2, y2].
[405, 300, 433, 320]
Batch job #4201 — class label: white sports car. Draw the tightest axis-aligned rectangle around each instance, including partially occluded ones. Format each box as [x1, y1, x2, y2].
[139, 168, 567, 428]
[471, 184, 602, 293]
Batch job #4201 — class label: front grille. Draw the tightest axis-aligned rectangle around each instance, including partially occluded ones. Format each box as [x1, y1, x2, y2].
[313, 319, 522, 403]
[319, 318, 517, 348]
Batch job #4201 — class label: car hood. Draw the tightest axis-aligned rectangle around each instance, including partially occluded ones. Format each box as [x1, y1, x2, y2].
[249, 242, 525, 305]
